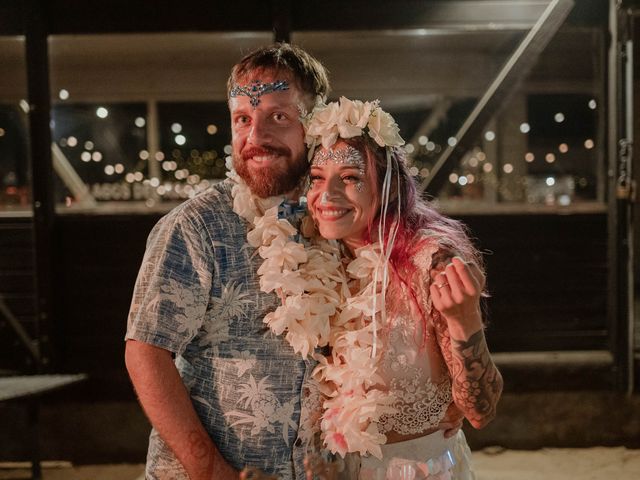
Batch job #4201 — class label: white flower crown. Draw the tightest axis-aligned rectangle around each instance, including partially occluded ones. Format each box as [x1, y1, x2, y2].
[301, 96, 405, 160]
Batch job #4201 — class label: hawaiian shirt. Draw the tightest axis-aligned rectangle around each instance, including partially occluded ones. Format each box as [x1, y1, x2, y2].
[126, 179, 316, 480]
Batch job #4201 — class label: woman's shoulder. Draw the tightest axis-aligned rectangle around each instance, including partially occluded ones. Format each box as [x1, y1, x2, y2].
[410, 229, 463, 273]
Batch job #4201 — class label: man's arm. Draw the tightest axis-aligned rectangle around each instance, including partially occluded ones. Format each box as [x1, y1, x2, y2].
[125, 339, 239, 480]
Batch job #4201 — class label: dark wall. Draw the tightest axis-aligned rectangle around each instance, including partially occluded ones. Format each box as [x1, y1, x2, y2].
[0, 211, 609, 400]
[461, 213, 609, 352]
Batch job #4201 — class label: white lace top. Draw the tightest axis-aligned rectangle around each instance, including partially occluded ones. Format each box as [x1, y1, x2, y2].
[376, 236, 457, 436]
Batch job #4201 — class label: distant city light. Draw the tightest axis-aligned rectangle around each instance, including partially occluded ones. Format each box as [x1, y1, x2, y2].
[447, 137, 457, 147]
[84, 141, 94, 150]
[467, 174, 475, 183]
[588, 99, 597, 110]
[409, 166, 419, 176]
[426, 141, 436, 151]
[545, 153, 556, 163]
[449, 173, 459, 183]
[19, 100, 30, 113]
[223, 144, 233, 155]
[155, 151, 165, 161]
[96, 107, 109, 119]
[559, 143, 569, 153]
[81, 151, 91, 162]
[420, 168, 430, 177]
[503, 163, 514, 174]
[114, 163, 125, 174]
[546, 177, 556, 187]
[418, 135, 428, 145]
[584, 139, 595, 149]
[554, 112, 565, 123]
[175, 135, 186, 146]
[483, 163, 493, 173]
[92, 151, 103, 162]
[135, 117, 146, 128]
[150, 178, 160, 187]
[58, 89, 70, 100]
[477, 151, 486, 161]
[67, 136, 78, 147]
[207, 124, 218, 135]
[405, 143, 415, 154]
[139, 150, 149, 160]
[171, 123, 182, 134]
[525, 152, 535, 162]
[519, 123, 530, 134]
[468, 157, 478, 168]
[484, 131, 495, 142]
[558, 194, 571, 206]
[104, 165, 115, 175]
[134, 172, 144, 182]
[458, 176, 468, 186]
[0, 128, 5, 137]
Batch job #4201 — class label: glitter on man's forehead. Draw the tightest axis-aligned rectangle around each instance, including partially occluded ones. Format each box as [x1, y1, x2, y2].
[229, 79, 289, 108]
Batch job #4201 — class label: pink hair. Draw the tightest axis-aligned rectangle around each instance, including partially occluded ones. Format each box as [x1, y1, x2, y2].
[342, 137, 485, 333]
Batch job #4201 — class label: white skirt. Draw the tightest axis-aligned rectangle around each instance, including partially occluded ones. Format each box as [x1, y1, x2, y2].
[354, 430, 476, 480]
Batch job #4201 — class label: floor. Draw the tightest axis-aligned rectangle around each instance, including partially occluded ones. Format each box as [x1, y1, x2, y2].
[1, 447, 639, 479]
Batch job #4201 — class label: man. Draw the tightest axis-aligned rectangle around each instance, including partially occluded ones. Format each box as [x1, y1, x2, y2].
[125, 43, 330, 480]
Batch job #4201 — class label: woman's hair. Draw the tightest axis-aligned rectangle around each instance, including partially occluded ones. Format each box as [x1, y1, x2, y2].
[343, 136, 485, 322]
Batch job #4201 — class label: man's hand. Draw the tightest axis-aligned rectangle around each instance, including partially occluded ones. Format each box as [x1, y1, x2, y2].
[438, 402, 464, 439]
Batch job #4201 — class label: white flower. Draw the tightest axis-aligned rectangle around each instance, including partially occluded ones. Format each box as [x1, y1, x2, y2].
[247, 207, 297, 247]
[339, 97, 373, 133]
[366, 107, 405, 147]
[305, 101, 341, 150]
[258, 237, 308, 271]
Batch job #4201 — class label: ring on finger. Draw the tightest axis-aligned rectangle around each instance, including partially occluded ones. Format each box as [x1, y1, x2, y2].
[436, 282, 449, 289]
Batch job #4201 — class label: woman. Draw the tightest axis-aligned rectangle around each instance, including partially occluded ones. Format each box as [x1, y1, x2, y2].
[301, 98, 503, 479]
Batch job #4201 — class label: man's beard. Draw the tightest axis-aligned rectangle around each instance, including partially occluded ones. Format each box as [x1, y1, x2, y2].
[234, 146, 309, 198]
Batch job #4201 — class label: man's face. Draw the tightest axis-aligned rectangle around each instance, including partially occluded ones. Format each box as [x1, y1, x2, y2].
[229, 71, 308, 198]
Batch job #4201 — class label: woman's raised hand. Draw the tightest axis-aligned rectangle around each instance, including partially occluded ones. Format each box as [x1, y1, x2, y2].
[429, 256, 485, 339]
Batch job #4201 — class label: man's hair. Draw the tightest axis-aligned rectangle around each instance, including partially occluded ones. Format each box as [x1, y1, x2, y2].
[227, 43, 330, 104]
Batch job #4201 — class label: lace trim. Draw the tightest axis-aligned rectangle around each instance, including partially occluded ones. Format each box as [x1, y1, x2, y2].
[377, 377, 452, 435]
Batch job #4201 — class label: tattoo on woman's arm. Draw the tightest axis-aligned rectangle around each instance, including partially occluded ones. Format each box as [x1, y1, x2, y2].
[450, 330, 503, 426]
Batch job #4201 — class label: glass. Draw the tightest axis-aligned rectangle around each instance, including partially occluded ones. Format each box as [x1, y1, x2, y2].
[293, 22, 605, 212]
[0, 36, 30, 214]
[48, 32, 272, 213]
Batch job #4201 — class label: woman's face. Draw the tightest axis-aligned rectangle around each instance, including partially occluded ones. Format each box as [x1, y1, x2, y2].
[307, 140, 378, 251]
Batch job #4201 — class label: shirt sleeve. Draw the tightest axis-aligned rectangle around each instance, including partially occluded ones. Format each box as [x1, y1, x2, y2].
[125, 206, 214, 355]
